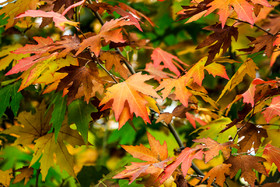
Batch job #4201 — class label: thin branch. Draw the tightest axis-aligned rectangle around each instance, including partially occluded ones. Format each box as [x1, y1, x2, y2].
[229, 17, 274, 36]
[95, 57, 118, 83]
[35, 169, 40, 187]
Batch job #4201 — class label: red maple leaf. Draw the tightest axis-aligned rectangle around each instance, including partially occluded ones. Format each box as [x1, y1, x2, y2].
[262, 96, 280, 123]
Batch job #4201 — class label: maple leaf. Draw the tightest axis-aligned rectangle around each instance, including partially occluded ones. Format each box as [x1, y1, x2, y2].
[48, 35, 81, 58]
[196, 24, 238, 64]
[6, 37, 54, 76]
[185, 112, 207, 129]
[76, 17, 134, 57]
[99, 51, 131, 79]
[241, 34, 278, 58]
[217, 58, 258, 101]
[57, 64, 104, 104]
[206, 0, 270, 27]
[3, 102, 52, 146]
[144, 63, 174, 82]
[0, 0, 39, 29]
[156, 76, 192, 107]
[16, 10, 78, 31]
[3, 102, 85, 180]
[202, 164, 231, 187]
[263, 144, 280, 172]
[178, 0, 212, 24]
[15, 54, 78, 92]
[160, 148, 203, 183]
[226, 155, 267, 187]
[205, 62, 229, 80]
[113, 132, 170, 186]
[237, 123, 268, 152]
[194, 138, 233, 162]
[13, 167, 34, 185]
[113, 3, 154, 31]
[0, 169, 13, 186]
[151, 48, 188, 76]
[100, 73, 160, 129]
[0, 44, 29, 71]
[262, 96, 280, 123]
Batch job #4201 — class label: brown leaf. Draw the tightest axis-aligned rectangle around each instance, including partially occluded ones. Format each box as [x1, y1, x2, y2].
[202, 164, 231, 187]
[13, 167, 34, 185]
[156, 113, 173, 124]
[246, 34, 278, 57]
[238, 123, 268, 152]
[196, 24, 238, 64]
[57, 64, 104, 104]
[99, 51, 130, 79]
[226, 155, 267, 187]
[179, 0, 212, 23]
[48, 35, 80, 58]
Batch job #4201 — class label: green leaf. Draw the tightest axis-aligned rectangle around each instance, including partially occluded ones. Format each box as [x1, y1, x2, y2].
[49, 92, 67, 141]
[68, 99, 97, 143]
[0, 81, 23, 117]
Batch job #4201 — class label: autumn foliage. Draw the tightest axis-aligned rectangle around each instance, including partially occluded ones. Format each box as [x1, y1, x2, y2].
[0, 0, 280, 186]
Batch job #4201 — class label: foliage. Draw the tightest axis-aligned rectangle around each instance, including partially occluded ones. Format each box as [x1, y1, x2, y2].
[0, 0, 280, 186]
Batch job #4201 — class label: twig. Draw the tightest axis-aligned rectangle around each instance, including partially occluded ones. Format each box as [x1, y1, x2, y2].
[95, 58, 118, 83]
[229, 17, 274, 36]
[35, 169, 40, 187]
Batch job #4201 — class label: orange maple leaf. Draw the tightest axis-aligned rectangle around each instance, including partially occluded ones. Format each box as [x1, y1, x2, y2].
[202, 164, 231, 187]
[113, 132, 170, 185]
[100, 73, 160, 129]
[151, 48, 188, 76]
[206, 0, 270, 27]
[76, 17, 134, 57]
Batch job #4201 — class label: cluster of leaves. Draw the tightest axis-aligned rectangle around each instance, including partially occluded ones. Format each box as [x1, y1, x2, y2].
[0, 0, 280, 186]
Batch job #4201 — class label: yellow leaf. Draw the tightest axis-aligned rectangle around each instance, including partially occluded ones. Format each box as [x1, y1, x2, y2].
[0, 0, 40, 29]
[217, 58, 258, 102]
[0, 169, 13, 186]
[0, 44, 29, 71]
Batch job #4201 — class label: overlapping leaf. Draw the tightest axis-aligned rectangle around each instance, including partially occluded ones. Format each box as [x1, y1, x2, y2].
[202, 164, 231, 187]
[3, 102, 85, 180]
[151, 48, 188, 76]
[113, 132, 170, 186]
[196, 24, 238, 64]
[76, 17, 134, 57]
[263, 144, 280, 172]
[226, 155, 267, 187]
[100, 73, 160, 129]
[16, 10, 78, 31]
[57, 64, 104, 104]
[262, 96, 280, 123]
[0, 0, 39, 29]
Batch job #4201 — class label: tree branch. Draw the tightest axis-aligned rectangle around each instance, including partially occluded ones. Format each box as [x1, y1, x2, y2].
[229, 17, 274, 36]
